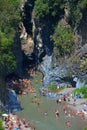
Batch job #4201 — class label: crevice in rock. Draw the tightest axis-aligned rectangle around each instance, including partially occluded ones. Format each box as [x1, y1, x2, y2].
[22, 0, 35, 36]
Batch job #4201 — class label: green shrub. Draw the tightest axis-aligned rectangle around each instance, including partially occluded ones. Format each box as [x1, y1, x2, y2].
[80, 58, 87, 70]
[74, 88, 81, 95]
[83, 126, 87, 130]
[72, 56, 79, 63]
[47, 83, 57, 91]
[84, 94, 87, 98]
[0, 120, 4, 130]
[74, 86, 87, 98]
[51, 19, 75, 57]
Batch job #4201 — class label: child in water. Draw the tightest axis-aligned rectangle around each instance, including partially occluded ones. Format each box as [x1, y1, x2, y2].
[44, 110, 48, 116]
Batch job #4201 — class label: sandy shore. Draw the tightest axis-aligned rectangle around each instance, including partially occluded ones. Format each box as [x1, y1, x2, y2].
[57, 88, 87, 118]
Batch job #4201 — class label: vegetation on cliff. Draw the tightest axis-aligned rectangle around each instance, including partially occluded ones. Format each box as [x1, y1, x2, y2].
[0, 0, 86, 78]
[0, 0, 20, 79]
[33, 0, 87, 60]
[33, 0, 87, 27]
[33, 0, 65, 20]
[51, 19, 75, 57]
[0, 0, 21, 102]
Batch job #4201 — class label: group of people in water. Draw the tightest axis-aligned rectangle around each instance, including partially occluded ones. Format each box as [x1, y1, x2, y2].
[30, 92, 73, 128]
[55, 99, 72, 128]
[5, 68, 86, 130]
[31, 89, 87, 129]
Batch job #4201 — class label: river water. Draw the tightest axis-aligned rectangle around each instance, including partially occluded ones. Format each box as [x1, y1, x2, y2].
[16, 93, 87, 130]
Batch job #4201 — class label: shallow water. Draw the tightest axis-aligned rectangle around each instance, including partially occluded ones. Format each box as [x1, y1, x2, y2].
[16, 93, 87, 130]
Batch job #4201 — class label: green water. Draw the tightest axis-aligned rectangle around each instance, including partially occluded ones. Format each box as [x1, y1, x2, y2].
[16, 93, 87, 130]
[16, 71, 87, 130]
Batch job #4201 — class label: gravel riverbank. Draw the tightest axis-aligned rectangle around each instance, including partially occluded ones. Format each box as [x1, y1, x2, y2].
[56, 88, 87, 119]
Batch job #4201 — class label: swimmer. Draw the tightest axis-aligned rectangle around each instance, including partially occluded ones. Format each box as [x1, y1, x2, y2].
[34, 93, 37, 98]
[59, 98, 62, 104]
[55, 109, 59, 118]
[63, 104, 67, 112]
[65, 120, 71, 128]
[37, 102, 40, 109]
[44, 110, 48, 116]
[56, 99, 59, 104]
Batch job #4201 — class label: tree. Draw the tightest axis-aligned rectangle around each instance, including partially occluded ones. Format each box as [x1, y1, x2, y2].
[51, 19, 74, 58]
[33, 0, 66, 20]
[0, 0, 20, 75]
[0, 0, 20, 102]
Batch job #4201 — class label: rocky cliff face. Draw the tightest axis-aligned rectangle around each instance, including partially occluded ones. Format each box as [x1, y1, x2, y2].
[19, 0, 53, 68]
[50, 11, 87, 86]
[19, 0, 87, 88]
